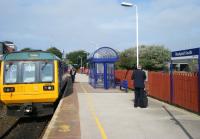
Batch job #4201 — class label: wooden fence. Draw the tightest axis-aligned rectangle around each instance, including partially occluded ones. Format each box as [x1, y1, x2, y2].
[115, 70, 200, 113]
[148, 72, 170, 103]
[173, 73, 199, 113]
[115, 70, 134, 89]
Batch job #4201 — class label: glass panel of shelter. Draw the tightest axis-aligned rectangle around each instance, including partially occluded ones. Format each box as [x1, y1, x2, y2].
[94, 63, 115, 89]
[89, 63, 95, 86]
[106, 63, 115, 88]
[93, 48, 117, 59]
[96, 63, 104, 87]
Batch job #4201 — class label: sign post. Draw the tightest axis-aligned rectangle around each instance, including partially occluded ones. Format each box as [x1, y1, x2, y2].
[198, 49, 200, 113]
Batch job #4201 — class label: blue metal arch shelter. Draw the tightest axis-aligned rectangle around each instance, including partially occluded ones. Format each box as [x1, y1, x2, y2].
[88, 47, 119, 89]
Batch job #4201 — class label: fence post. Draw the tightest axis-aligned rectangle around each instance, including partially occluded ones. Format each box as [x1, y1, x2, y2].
[170, 60, 174, 104]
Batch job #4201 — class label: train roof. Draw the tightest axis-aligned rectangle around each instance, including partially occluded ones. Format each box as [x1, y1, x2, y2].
[3, 50, 61, 61]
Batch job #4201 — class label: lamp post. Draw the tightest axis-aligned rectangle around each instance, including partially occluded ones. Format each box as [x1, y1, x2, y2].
[121, 2, 139, 68]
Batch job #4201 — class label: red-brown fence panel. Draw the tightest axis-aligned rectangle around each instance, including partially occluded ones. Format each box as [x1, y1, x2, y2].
[148, 72, 170, 102]
[125, 70, 134, 89]
[115, 70, 134, 89]
[83, 68, 89, 74]
[173, 73, 199, 113]
[115, 70, 127, 81]
[115, 70, 199, 113]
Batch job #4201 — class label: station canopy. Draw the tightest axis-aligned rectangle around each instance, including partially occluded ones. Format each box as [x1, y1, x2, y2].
[88, 47, 119, 62]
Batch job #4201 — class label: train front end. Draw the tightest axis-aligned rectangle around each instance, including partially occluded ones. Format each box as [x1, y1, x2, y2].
[0, 51, 60, 117]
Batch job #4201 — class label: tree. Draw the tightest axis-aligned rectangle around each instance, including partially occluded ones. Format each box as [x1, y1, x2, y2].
[117, 48, 136, 69]
[20, 48, 32, 51]
[117, 45, 170, 71]
[46, 47, 63, 59]
[66, 50, 88, 68]
[139, 45, 170, 70]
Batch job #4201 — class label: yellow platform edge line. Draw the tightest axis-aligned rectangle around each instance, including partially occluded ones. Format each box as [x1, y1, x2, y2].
[80, 83, 108, 139]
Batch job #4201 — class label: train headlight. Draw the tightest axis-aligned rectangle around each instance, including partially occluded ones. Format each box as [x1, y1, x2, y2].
[3, 87, 15, 92]
[43, 85, 54, 91]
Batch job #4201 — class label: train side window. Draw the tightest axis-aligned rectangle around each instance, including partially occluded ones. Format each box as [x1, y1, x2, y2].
[22, 63, 36, 83]
[40, 62, 53, 82]
[5, 63, 17, 83]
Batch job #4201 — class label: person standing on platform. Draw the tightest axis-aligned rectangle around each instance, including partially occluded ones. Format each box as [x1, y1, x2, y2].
[131, 65, 146, 107]
[70, 68, 76, 83]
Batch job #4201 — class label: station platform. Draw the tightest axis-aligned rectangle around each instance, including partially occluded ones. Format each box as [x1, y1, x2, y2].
[42, 73, 200, 139]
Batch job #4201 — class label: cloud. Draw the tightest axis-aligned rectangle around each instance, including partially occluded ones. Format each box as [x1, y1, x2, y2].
[0, 0, 200, 52]
[138, 0, 200, 50]
[99, 22, 133, 31]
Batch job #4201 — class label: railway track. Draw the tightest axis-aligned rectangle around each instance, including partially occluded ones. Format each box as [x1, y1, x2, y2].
[0, 105, 19, 138]
[0, 118, 20, 139]
[0, 78, 70, 139]
[0, 116, 51, 139]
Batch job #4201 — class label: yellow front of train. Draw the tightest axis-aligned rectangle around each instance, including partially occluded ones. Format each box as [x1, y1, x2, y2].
[0, 51, 61, 117]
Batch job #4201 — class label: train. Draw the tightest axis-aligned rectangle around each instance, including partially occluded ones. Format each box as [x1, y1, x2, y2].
[0, 50, 68, 117]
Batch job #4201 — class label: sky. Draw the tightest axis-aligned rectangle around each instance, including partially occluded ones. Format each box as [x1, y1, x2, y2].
[0, 0, 200, 53]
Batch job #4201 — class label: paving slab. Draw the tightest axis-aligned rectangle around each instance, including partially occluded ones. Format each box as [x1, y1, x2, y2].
[42, 77, 81, 139]
[43, 73, 200, 139]
[76, 74, 200, 139]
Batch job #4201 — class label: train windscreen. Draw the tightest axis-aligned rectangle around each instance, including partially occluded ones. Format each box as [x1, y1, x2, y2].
[4, 61, 54, 84]
[22, 63, 36, 83]
[5, 63, 18, 83]
[40, 62, 53, 82]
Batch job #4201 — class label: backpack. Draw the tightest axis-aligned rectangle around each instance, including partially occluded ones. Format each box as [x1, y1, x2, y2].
[140, 90, 148, 108]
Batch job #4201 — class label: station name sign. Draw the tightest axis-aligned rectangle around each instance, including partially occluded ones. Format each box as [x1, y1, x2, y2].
[172, 48, 199, 57]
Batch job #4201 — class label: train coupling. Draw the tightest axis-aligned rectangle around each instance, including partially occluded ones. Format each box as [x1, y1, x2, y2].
[24, 104, 33, 114]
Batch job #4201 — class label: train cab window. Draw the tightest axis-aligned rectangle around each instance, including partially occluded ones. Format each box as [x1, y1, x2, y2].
[40, 62, 53, 82]
[22, 63, 36, 83]
[4, 63, 17, 83]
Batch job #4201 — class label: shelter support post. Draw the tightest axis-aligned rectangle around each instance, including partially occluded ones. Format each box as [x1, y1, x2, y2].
[104, 63, 108, 89]
[94, 63, 97, 88]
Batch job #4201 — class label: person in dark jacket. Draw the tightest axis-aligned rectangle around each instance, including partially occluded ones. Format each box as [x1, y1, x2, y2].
[70, 68, 76, 83]
[131, 65, 146, 107]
